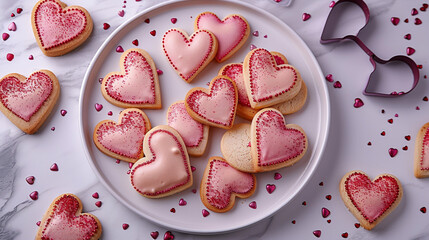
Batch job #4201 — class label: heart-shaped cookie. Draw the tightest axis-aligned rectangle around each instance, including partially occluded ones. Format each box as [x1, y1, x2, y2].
[0, 70, 60, 134]
[243, 48, 303, 109]
[93, 108, 151, 163]
[162, 28, 218, 83]
[251, 108, 307, 172]
[31, 0, 93, 57]
[36, 194, 102, 240]
[414, 122, 429, 178]
[101, 48, 161, 109]
[130, 125, 192, 198]
[185, 76, 238, 129]
[167, 101, 209, 157]
[200, 156, 256, 212]
[340, 171, 402, 230]
[219, 51, 307, 120]
[195, 12, 250, 63]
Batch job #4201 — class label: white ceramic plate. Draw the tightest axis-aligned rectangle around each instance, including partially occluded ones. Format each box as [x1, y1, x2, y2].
[79, 0, 330, 234]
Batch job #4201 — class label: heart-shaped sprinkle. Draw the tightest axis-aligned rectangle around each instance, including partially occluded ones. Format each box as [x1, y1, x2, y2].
[150, 231, 159, 239]
[185, 76, 237, 129]
[51, 127, 55, 131]
[313, 230, 321, 238]
[326, 195, 332, 200]
[2, 33, 9, 41]
[94, 109, 150, 162]
[6, 53, 14, 61]
[411, 8, 419, 16]
[405, 135, 411, 141]
[391, 17, 400, 25]
[333, 81, 342, 88]
[329, 1, 336, 8]
[36, 221, 41, 226]
[130, 126, 192, 198]
[266, 184, 276, 194]
[60, 109, 67, 116]
[94, 103, 103, 112]
[252, 109, 307, 171]
[355, 223, 360, 228]
[164, 231, 174, 240]
[201, 157, 256, 212]
[92, 192, 99, 199]
[95, 201, 102, 207]
[162, 29, 217, 82]
[325, 74, 334, 82]
[341, 171, 402, 230]
[118, 10, 125, 17]
[171, 18, 177, 24]
[178, 198, 187, 206]
[202, 209, 210, 217]
[389, 148, 398, 157]
[116, 46, 124, 53]
[102, 49, 161, 108]
[150, 30, 156, 36]
[388, 118, 393, 124]
[8, 22, 16, 31]
[403, 146, 408, 151]
[274, 172, 282, 180]
[415, 18, 422, 25]
[414, 123, 429, 178]
[421, 207, 427, 213]
[144, 18, 150, 23]
[170, 208, 175, 213]
[249, 201, 257, 209]
[50, 163, 59, 171]
[29, 55, 34, 60]
[30, 191, 39, 200]
[122, 223, 129, 230]
[195, 12, 250, 62]
[406, 47, 416, 56]
[132, 39, 139, 46]
[302, 13, 311, 21]
[26, 176, 35, 185]
[103, 23, 110, 30]
[353, 98, 364, 108]
[17, 8, 23, 14]
[404, 33, 411, 40]
[252, 31, 259, 37]
[322, 207, 331, 218]
[342, 232, 348, 238]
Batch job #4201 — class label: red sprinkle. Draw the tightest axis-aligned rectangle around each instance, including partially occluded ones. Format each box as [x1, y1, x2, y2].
[103, 23, 110, 30]
[391, 17, 400, 25]
[26, 176, 35, 185]
[342, 232, 349, 238]
[325, 74, 334, 82]
[144, 18, 150, 24]
[51, 127, 55, 131]
[171, 18, 177, 24]
[107, 111, 113, 116]
[29, 55, 34, 60]
[302, 13, 311, 21]
[95, 103, 103, 112]
[178, 198, 187, 206]
[355, 223, 360, 228]
[406, 47, 416, 56]
[333, 81, 342, 88]
[421, 207, 427, 213]
[150, 231, 159, 239]
[202, 209, 210, 217]
[170, 208, 175, 213]
[17, 8, 23, 14]
[157, 69, 163, 75]
[249, 201, 257, 209]
[423, 96, 428, 101]
[353, 98, 364, 108]
[404, 33, 411, 40]
[8, 22, 16, 31]
[415, 18, 423, 25]
[150, 30, 156, 36]
[50, 163, 59, 171]
[116, 46, 124, 52]
[95, 201, 102, 207]
[326, 195, 332, 200]
[274, 172, 282, 180]
[381, 131, 386, 136]
[403, 146, 408, 151]
[92, 192, 99, 199]
[329, 1, 336, 7]
[122, 223, 129, 230]
[2, 33, 10, 41]
[405, 135, 411, 141]
[6, 53, 14, 61]
[132, 39, 139, 46]
[36, 221, 41, 226]
[388, 118, 393, 124]
[60, 109, 67, 116]
[412, 8, 419, 16]
[321, 207, 331, 218]
[367, 142, 372, 146]
[388, 148, 398, 157]
[302, 201, 307, 206]
[164, 231, 174, 240]
[30, 191, 38, 200]
[313, 230, 321, 238]
[118, 10, 125, 17]
[266, 184, 276, 194]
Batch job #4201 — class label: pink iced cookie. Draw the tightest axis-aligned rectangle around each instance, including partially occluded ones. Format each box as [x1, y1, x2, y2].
[200, 157, 256, 213]
[414, 122, 429, 178]
[340, 171, 403, 230]
[36, 194, 102, 240]
[0, 70, 60, 134]
[195, 12, 250, 63]
[130, 126, 193, 198]
[251, 108, 307, 172]
[101, 48, 161, 109]
[185, 76, 238, 129]
[162, 28, 218, 83]
[219, 51, 307, 120]
[31, 0, 93, 57]
[93, 108, 151, 163]
[243, 48, 302, 110]
[167, 101, 209, 157]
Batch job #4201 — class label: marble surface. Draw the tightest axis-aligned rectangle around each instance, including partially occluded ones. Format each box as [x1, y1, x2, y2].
[0, 0, 428, 239]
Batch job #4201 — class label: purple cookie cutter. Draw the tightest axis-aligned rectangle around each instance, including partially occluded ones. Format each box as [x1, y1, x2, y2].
[320, 0, 419, 97]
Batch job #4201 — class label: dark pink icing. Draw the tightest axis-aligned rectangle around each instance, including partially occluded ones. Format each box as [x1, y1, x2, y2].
[0, 72, 53, 122]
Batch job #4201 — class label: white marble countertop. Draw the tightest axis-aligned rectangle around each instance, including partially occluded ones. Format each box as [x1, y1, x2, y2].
[1, 0, 428, 239]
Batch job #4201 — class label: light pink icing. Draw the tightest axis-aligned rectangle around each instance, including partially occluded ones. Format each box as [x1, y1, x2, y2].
[131, 129, 190, 196]
[221, 64, 250, 107]
[167, 102, 204, 147]
[35, 0, 86, 49]
[96, 110, 147, 159]
[162, 29, 214, 80]
[0, 72, 53, 122]
[255, 110, 305, 166]
[42, 195, 99, 240]
[248, 49, 297, 102]
[197, 13, 248, 61]
[345, 172, 400, 223]
[105, 51, 156, 104]
[205, 159, 254, 210]
[421, 129, 429, 169]
[186, 77, 236, 127]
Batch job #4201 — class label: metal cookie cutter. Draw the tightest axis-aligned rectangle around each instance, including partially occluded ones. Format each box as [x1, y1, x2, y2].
[320, 0, 419, 97]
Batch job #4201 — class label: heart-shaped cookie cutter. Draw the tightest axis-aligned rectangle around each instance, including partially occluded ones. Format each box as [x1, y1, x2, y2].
[320, 0, 419, 97]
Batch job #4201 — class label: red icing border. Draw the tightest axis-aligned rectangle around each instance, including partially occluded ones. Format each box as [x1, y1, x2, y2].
[420, 127, 429, 170]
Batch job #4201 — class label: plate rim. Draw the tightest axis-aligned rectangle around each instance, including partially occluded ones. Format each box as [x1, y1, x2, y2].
[78, 0, 331, 234]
